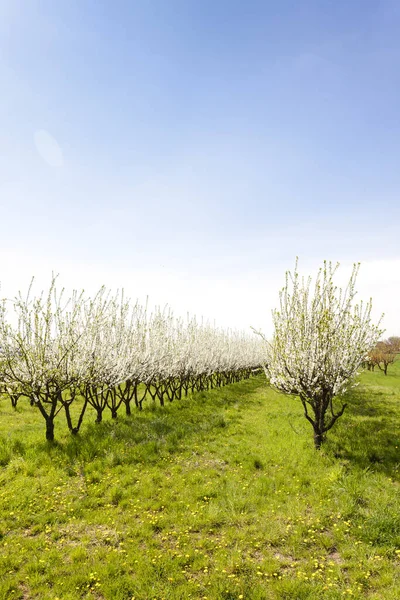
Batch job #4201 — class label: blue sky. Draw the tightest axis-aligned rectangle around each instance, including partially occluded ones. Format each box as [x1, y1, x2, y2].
[1, 0, 400, 334]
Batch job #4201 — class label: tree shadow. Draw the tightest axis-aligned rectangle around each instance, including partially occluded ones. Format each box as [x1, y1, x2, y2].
[39, 377, 264, 469]
[328, 385, 400, 479]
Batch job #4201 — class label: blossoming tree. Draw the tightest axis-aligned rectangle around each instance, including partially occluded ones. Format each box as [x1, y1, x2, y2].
[0, 278, 89, 440]
[256, 260, 383, 448]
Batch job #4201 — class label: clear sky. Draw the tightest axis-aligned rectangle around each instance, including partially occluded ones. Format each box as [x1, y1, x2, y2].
[1, 0, 399, 336]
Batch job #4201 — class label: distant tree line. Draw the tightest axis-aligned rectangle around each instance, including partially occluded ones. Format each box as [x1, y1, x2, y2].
[363, 337, 400, 375]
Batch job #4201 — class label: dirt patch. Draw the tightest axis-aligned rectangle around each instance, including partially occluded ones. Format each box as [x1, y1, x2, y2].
[56, 523, 119, 547]
[18, 583, 31, 599]
[328, 548, 343, 564]
[274, 552, 295, 562]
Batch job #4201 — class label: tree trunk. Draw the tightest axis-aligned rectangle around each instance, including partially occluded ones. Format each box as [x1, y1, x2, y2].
[46, 418, 55, 441]
[313, 429, 324, 449]
[96, 408, 103, 423]
[75, 399, 88, 433]
[64, 403, 74, 432]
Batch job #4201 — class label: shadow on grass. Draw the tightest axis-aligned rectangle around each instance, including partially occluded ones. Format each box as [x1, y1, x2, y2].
[328, 385, 400, 478]
[38, 376, 265, 470]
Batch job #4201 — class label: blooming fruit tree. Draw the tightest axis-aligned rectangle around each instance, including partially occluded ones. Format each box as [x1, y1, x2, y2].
[256, 261, 383, 449]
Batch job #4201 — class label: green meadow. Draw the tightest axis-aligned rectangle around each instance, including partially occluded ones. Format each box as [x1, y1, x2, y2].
[0, 363, 399, 600]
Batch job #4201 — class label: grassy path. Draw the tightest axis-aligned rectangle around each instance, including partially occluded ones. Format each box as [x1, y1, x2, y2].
[0, 366, 400, 599]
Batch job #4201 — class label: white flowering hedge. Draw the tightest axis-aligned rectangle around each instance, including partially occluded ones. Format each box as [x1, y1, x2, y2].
[255, 260, 383, 448]
[0, 278, 265, 441]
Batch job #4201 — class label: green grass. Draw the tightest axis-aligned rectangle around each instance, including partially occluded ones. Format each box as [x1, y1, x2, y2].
[0, 363, 400, 600]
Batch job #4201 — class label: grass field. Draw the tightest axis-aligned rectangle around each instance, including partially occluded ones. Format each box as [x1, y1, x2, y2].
[0, 362, 400, 600]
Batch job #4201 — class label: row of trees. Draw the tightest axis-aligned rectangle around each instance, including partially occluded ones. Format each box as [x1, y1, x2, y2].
[0, 262, 393, 450]
[364, 337, 400, 375]
[0, 279, 266, 441]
